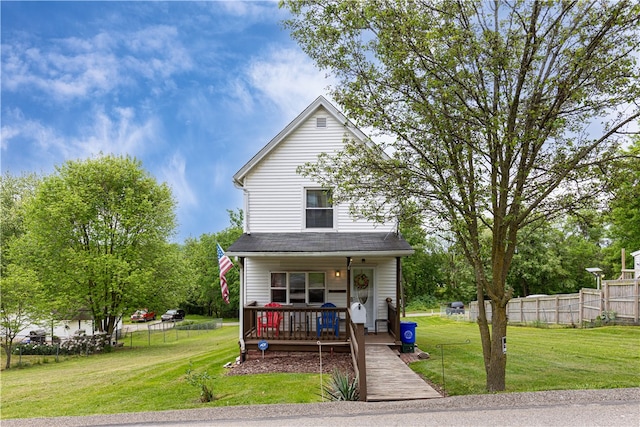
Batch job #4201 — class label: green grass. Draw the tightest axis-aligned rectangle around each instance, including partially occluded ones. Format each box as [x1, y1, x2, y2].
[408, 316, 640, 395]
[1, 317, 638, 419]
[0, 325, 323, 419]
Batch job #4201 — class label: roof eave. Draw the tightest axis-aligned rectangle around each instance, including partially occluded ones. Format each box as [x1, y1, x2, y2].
[226, 250, 415, 258]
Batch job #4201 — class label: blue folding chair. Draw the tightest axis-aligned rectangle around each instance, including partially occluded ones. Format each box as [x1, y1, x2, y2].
[316, 302, 339, 338]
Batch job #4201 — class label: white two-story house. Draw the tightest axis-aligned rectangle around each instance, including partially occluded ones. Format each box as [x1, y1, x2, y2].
[227, 96, 413, 357]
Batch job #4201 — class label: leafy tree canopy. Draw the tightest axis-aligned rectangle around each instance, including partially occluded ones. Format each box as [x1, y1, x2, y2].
[184, 209, 243, 318]
[283, 0, 640, 391]
[15, 155, 178, 336]
[604, 137, 640, 274]
[0, 172, 46, 368]
[0, 172, 40, 275]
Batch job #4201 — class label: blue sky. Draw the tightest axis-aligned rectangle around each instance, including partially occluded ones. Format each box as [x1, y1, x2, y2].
[1, 1, 335, 242]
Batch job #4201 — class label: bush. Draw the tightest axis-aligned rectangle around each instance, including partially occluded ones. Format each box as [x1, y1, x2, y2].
[185, 363, 215, 402]
[13, 343, 59, 356]
[15, 332, 112, 356]
[60, 331, 111, 355]
[405, 295, 439, 311]
[175, 319, 222, 331]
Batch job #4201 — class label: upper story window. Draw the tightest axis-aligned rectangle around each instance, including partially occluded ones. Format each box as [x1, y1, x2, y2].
[306, 189, 333, 228]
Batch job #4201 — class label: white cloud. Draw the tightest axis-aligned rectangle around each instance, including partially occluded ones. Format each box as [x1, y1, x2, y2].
[211, 160, 230, 190]
[1, 25, 191, 102]
[246, 46, 335, 118]
[1, 107, 160, 167]
[217, 1, 282, 23]
[1, 109, 67, 157]
[160, 152, 198, 209]
[123, 25, 193, 80]
[77, 107, 159, 159]
[2, 37, 120, 100]
[227, 79, 255, 114]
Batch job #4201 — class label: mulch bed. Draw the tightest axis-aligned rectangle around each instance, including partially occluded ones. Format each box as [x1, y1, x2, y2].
[226, 351, 354, 376]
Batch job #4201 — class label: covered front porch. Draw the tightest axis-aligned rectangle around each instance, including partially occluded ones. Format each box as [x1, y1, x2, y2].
[242, 300, 401, 352]
[240, 302, 439, 402]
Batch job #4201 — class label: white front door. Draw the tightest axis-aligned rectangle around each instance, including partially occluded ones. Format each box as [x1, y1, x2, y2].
[351, 267, 375, 330]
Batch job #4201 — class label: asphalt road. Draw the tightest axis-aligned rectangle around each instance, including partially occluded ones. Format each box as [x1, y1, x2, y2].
[4, 388, 638, 427]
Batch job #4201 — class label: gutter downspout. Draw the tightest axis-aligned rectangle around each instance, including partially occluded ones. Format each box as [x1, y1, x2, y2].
[396, 256, 402, 341]
[238, 256, 246, 362]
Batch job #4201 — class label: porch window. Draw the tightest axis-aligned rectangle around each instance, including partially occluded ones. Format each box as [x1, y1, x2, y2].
[305, 189, 333, 228]
[270, 272, 326, 304]
[308, 272, 325, 303]
[270, 273, 287, 302]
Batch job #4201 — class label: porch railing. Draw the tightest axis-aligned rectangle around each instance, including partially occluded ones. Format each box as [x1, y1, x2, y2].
[243, 304, 348, 341]
[387, 299, 399, 341]
[348, 307, 367, 401]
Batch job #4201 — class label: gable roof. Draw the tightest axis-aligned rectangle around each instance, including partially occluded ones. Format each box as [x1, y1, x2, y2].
[227, 232, 414, 257]
[233, 96, 369, 187]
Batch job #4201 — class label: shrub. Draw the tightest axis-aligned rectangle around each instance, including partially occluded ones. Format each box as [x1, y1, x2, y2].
[405, 295, 439, 311]
[60, 331, 111, 355]
[13, 343, 59, 356]
[185, 364, 215, 402]
[14, 332, 112, 356]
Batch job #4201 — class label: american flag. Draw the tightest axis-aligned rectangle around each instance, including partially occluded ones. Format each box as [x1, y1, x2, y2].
[216, 243, 233, 304]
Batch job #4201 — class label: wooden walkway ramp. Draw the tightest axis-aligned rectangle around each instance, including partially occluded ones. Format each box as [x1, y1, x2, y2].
[365, 345, 442, 402]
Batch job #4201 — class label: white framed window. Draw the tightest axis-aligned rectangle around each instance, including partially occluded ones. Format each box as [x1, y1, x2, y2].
[305, 188, 333, 228]
[270, 272, 326, 304]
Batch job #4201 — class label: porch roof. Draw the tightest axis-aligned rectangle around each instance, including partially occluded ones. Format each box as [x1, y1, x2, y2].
[227, 232, 414, 257]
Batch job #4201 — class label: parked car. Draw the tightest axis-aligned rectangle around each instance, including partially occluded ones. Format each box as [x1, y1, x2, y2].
[161, 309, 185, 322]
[446, 301, 465, 315]
[130, 309, 156, 322]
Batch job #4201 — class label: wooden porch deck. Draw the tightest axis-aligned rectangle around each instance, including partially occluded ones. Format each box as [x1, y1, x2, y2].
[365, 345, 442, 401]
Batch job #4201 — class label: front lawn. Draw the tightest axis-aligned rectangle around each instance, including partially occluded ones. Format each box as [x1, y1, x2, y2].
[409, 316, 640, 395]
[1, 317, 638, 419]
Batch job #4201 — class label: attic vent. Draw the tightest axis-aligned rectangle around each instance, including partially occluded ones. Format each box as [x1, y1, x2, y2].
[316, 117, 327, 128]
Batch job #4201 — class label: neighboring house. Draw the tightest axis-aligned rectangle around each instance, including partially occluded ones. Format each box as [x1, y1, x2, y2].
[227, 96, 413, 358]
[17, 308, 122, 343]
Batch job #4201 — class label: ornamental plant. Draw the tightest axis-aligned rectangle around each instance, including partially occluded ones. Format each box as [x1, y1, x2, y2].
[323, 369, 359, 401]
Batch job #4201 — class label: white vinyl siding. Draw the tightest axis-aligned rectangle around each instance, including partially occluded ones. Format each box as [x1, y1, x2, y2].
[373, 259, 397, 317]
[242, 107, 393, 233]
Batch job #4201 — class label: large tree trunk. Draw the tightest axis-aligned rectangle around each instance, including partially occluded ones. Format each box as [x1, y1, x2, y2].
[477, 280, 492, 372]
[476, 257, 510, 392]
[477, 297, 508, 392]
[487, 301, 508, 392]
[98, 316, 118, 337]
[2, 343, 13, 369]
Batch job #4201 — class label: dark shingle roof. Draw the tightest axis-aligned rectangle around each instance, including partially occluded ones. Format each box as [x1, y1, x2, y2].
[227, 232, 413, 257]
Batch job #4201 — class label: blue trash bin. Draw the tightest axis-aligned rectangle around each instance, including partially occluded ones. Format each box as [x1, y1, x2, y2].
[400, 321, 417, 353]
[400, 322, 418, 352]
[400, 321, 417, 344]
